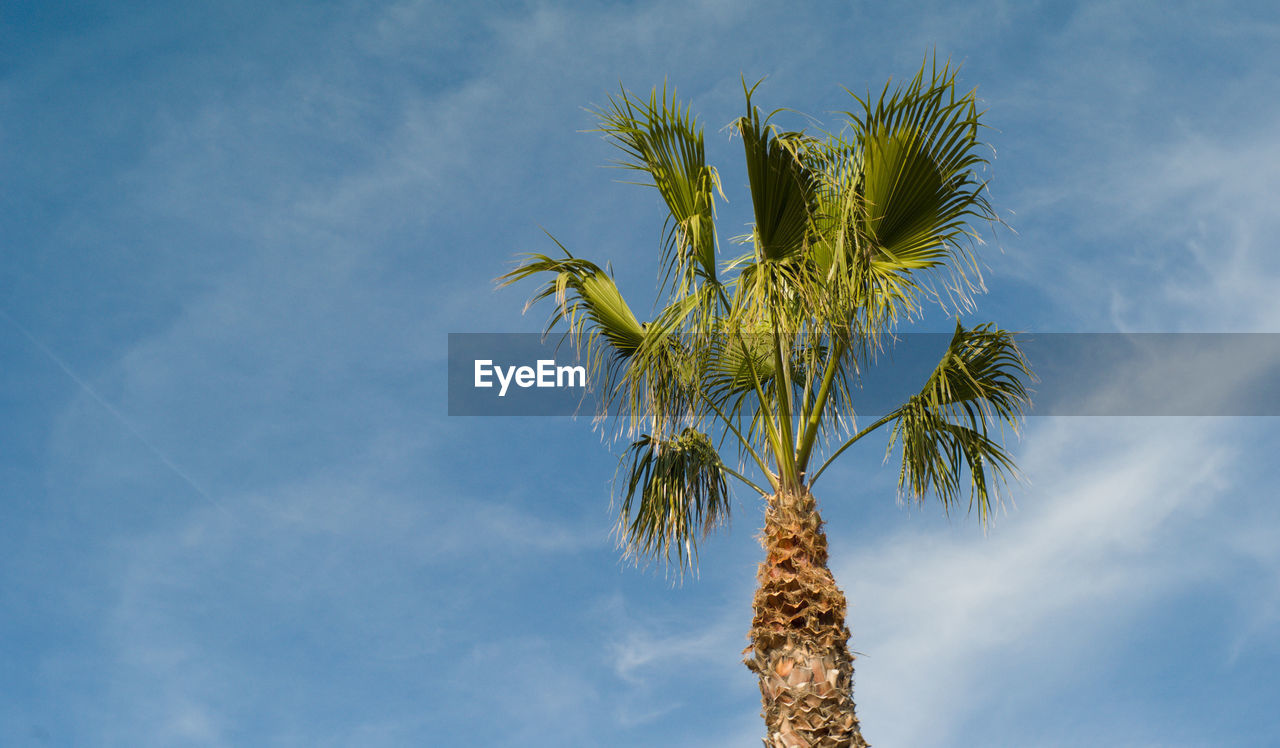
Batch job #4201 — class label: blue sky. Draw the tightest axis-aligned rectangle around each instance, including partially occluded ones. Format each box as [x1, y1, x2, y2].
[3, 1, 1280, 745]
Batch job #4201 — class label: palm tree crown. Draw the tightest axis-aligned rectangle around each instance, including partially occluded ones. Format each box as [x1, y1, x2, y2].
[503, 60, 1030, 564]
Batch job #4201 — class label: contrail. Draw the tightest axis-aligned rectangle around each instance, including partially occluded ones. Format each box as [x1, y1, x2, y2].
[1, 306, 229, 515]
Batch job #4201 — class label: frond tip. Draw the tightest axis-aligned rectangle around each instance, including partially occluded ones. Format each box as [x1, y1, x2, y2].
[615, 427, 730, 572]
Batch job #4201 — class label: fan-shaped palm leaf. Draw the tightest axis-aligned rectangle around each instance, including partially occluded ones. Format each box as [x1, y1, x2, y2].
[846, 57, 996, 314]
[736, 81, 818, 265]
[596, 85, 723, 295]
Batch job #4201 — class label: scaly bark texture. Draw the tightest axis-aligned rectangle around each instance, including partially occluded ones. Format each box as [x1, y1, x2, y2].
[745, 490, 869, 748]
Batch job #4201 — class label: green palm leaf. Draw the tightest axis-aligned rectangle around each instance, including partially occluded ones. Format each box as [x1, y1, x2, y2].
[596, 85, 723, 294]
[845, 57, 997, 317]
[500, 241, 713, 437]
[615, 427, 730, 571]
[498, 242, 645, 361]
[888, 321, 1031, 524]
[736, 81, 817, 264]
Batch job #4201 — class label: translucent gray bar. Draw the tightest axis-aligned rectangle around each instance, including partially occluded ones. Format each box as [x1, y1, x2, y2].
[447, 333, 1280, 417]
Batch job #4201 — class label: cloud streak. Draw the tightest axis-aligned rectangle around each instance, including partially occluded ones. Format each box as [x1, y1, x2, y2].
[836, 416, 1273, 746]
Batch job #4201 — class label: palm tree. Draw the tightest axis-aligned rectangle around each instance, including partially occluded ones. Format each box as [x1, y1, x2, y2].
[500, 59, 1031, 748]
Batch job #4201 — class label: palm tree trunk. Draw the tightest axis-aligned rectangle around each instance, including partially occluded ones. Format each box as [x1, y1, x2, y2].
[745, 489, 869, 748]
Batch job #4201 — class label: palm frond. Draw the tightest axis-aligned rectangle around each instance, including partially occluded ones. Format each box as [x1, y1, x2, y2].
[617, 291, 706, 435]
[596, 85, 723, 295]
[500, 241, 713, 438]
[615, 427, 731, 572]
[736, 81, 817, 265]
[887, 321, 1031, 525]
[705, 328, 776, 399]
[497, 240, 645, 370]
[844, 56, 997, 316]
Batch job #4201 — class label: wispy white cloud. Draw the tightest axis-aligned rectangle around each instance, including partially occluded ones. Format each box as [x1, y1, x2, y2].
[834, 416, 1275, 746]
[590, 588, 763, 744]
[1108, 125, 1280, 331]
[69, 437, 606, 745]
[608, 606, 743, 689]
[967, 2, 1280, 333]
